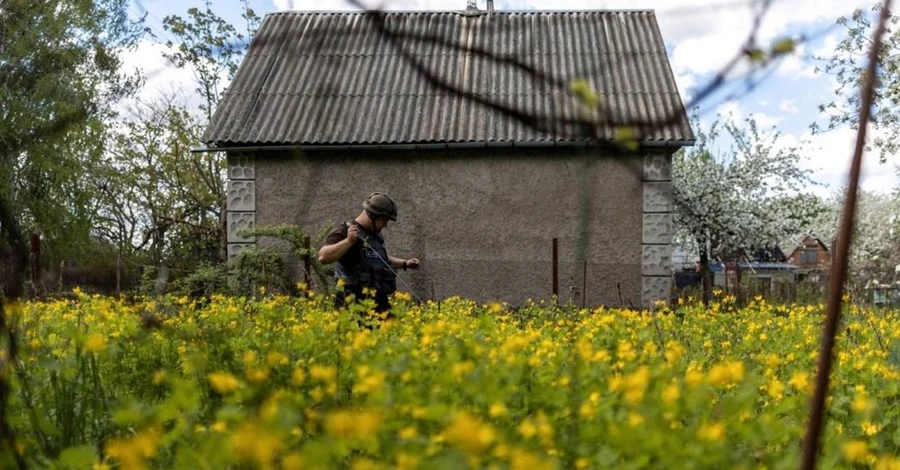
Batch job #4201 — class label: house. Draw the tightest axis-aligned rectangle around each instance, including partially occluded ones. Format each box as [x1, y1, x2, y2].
[784, 234, 831, 282]
[202, 8, 694, 307]
[712, 246, 797, 295]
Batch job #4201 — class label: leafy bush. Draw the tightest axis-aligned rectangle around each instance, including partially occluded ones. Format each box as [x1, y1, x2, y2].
[4, 293, 900, 469]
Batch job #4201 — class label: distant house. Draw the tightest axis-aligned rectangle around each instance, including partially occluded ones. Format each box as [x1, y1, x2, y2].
[785, 234, 831, 270]
[203, 8, 693, 307]
[711, 246, 797, 294]
[784, 234, 831, 283]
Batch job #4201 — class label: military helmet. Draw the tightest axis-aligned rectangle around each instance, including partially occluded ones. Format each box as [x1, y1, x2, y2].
[363, 192, 398, 221]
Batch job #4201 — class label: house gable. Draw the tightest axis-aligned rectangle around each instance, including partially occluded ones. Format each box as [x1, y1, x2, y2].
[203, 10, 694, 148]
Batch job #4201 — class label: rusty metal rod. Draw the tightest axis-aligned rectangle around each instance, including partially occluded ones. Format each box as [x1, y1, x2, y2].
[552, 238, 559, 298]
[800, 3, 893, 469]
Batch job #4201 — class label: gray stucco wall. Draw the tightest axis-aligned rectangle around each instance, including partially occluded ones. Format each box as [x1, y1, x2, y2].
[227, 147, 673, 308]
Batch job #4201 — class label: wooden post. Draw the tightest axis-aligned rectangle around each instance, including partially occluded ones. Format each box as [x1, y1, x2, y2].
[552, 238, 558, 298]
[304, 235, 311, 284]
[29, 233, 40, 293]
[582, 260, 587, 308]
[116, 251, 121, 296]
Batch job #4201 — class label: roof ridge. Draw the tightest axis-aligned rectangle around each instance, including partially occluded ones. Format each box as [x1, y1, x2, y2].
[264, 9, 657, 16]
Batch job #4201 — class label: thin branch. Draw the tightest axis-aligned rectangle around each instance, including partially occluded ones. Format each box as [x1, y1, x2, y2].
[800, 2, 893, 469]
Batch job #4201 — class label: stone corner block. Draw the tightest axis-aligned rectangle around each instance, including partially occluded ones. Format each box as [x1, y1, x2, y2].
[642, 213, 672, 245]
[227, 153, 256, 180]
[642, 245, 672, 276]
[227, 180, 256, 211]
[227, 212, 256, 243]
[643, 181, 672, 213]
[227, 243, 255, 261]
[643, 153, 672, 181]
[642, 276, 672, 308]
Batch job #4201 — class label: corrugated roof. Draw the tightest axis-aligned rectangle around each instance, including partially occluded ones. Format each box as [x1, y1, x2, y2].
[203, 10, 694, 147]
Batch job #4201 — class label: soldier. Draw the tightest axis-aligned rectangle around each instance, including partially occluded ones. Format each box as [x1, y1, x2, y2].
[317, 192, 420, 312]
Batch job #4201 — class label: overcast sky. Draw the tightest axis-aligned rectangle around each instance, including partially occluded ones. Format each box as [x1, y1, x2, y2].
[124, 0, 896, 197]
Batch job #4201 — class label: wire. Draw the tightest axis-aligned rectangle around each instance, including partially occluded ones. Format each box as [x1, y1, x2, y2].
[357, 234, 426, 304]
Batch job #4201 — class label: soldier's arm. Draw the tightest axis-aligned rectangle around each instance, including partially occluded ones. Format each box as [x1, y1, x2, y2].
[318, 224, 358, 264]
[318, 238, 354, 264]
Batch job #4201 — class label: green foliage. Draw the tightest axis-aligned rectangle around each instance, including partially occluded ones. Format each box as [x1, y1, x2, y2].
[238, 224, 333, 295]
[815, 5, 900, 162]
[0, 0, 142, 261]
[7, 295, 900, 468]
[162, 1, 255, 120]
[94, 97, 224, 272]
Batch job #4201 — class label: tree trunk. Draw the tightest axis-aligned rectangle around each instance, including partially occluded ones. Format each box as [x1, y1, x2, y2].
[219, 199, 227, 263]
[699, 238, 712, 305]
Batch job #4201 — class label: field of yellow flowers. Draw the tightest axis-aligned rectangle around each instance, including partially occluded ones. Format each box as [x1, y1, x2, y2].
[3, 289, 900, 469]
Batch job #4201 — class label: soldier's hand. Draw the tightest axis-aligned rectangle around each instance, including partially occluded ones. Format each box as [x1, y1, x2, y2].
[346, 224, 359, 244]
[406, 258, 420, 270]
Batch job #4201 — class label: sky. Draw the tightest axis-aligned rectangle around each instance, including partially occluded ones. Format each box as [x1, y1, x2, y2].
[123, 0, 897, 198]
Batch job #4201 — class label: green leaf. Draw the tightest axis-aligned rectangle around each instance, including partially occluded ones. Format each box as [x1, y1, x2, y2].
[771, 38, 796, 55]
[57, 445, 97, 470]
[746, 48, 766, 63]
[569, 78, 600, 108]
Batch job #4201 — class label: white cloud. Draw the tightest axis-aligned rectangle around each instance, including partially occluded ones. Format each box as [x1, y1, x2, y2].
[118, 40, 199, 110]
[779, 99, 799, 114]
[776, 44, 818, 79]
[753, 112, 783, 129]
[793, 124, 898, 196]
[717, 101, 743, 121]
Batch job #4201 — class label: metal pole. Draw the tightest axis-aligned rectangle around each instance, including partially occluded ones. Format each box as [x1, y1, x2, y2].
[800, 3, 892, 468]
[304, 235, 311, 284]
[552, 238, 559, 298]
[29, 233, 40, 293]
[582, 260, 586, 308]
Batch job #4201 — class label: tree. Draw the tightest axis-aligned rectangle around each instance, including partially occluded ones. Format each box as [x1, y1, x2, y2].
[673, 115, 823, 302]
[809, 188, 900, 290]
[0, 0, 141, 264]
[814, 5, 900, 163]
[161, 0, 259, 121]
[94, 95, 222, 283]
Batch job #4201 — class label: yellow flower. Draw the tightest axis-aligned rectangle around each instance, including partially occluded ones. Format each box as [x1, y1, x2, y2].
[767, 380, 784, 400]
[231, 422, 282, 469]
[662, 381, 680, 406]
[707, 361, 744, 388]
[105, 428, 161, 470]
[875, 455, 900, 470]
[685, 367, 704, 389]
[628, 412, 644, 427]
[518, 419, 538, 439]
[211, 421, 227, 432]
[489, 402, 508, 418]
[510, 449, 553, 470]
[351, 458, 378, 470]
[207, 372, 241, 394]
[697, 422, 725, 442]
[265, 351, 289, 367]
[83, 334, 107, 353]
[283, 454, 304, 470]
[789, 371, 811, 394]
[842, 440, 869, 463]
[151, 370, 167, 385]
[398, 426, 418, 440]
[291, 368, 306, 386]
[246, 368, 270, 383]
[325, 410, 380, 441]
[853, 393, 873, 413]
[444, 412, 496, 454]
[310, 364, 337, 383]
[862, 420, 881, 436]
[396, 453, 419, 470]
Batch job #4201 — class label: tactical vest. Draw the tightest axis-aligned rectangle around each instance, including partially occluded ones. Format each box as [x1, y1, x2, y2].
[334, 222, 397, 295]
